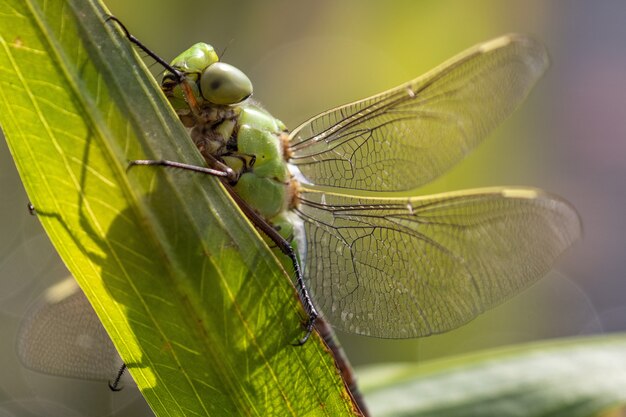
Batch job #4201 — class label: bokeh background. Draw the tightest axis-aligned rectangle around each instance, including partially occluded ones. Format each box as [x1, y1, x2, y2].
[1, 1, 625, 416]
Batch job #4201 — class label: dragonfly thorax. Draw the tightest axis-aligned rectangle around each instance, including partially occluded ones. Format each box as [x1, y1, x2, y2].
[185, 105, 239, 159]
[220, 103, 295, 220]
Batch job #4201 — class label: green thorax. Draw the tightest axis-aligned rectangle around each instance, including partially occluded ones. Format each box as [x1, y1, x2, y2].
[161, 43, 294, 234]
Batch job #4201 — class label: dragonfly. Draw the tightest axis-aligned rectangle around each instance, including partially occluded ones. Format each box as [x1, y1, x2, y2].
[19, 20, 580, 415]
[123, 29, 581, 340]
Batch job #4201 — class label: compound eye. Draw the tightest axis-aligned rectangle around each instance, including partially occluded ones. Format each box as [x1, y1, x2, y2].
[200, 62, 253, 105]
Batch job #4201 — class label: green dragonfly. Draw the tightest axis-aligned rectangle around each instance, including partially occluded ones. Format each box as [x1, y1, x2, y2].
[120, 26, 581, 341]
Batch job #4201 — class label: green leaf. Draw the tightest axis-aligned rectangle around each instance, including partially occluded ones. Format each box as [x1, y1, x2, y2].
[359, 335, 626, 417]
[0, 0, 358, 415]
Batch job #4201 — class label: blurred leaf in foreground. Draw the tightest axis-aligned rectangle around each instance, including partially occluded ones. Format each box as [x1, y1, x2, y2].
[360, 335, 626, 417]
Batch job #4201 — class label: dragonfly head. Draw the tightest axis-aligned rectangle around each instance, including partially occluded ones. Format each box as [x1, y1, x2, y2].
[161, 42, 253, 110]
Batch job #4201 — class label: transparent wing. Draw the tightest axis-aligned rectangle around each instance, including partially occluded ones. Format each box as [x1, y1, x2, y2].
[288, 35, 548, 191]
[294, 186, 580, 338]
[18, 281, 123, 380]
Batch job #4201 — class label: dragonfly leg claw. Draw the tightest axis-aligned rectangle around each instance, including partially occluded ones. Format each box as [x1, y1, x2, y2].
[293, 312, 318, 346]
[108, 381, 123, 392]
[108, 363, 127, 392]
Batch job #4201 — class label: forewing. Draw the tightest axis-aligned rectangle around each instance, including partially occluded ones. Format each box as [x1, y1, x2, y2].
[294, 186, 580, 338]
[289, 35, 548, 191]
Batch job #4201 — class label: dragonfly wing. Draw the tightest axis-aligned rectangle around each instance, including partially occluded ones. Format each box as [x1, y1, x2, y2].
[18, 281, 123, 380]
[288, 35, 548, 191]
[294, 186, 580, 338]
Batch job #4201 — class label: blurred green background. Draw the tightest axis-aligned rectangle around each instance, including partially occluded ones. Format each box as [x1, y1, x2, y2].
[1, 1, 625, 416]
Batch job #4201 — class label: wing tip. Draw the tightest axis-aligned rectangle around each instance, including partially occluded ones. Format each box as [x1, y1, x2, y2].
[480, 34, 550, 73]
[504, 187, 583, 244]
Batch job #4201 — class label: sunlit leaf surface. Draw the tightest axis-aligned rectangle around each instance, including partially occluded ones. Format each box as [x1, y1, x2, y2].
[0, 0, 356, 415]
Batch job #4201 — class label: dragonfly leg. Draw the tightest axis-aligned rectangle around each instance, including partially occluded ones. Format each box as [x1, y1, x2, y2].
[289, 248, 318, 346]
[108, 363, 127, 392]
[105, 16, 203, 116]
[202, 153, 240, 183]
[105, 16, 182, 82]
[128, 159, 235, 182]
[190, 159, 320, 339]
[129, 159, 319, 343]
[220, 183, 319, 345]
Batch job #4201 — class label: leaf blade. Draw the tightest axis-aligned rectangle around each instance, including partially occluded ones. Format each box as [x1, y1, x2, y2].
[0, 0, 358, 415]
